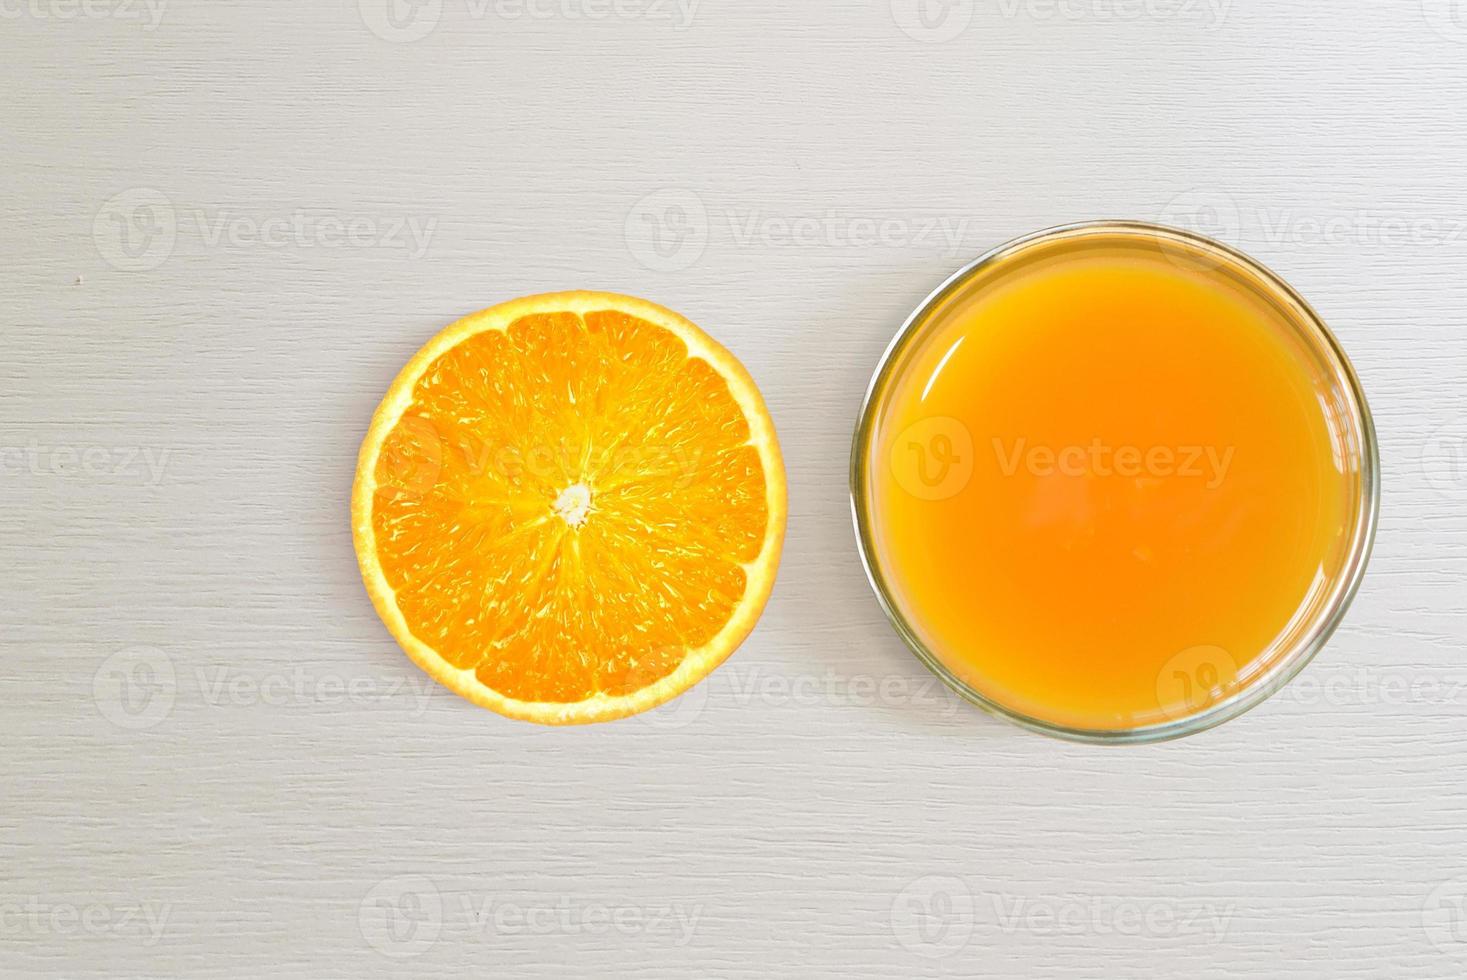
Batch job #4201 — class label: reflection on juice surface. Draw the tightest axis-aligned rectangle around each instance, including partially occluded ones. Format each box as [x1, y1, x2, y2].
[862, 228, 1366, 733]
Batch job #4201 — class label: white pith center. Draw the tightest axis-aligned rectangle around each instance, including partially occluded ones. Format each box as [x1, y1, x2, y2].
[553, 483, 593, 527]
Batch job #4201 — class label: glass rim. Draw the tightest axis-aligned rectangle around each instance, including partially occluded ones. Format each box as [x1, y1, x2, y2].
[848, 220, 1381, 745]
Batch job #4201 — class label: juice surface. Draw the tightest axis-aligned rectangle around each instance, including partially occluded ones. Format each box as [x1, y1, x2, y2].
[865, 232, 1354, 732]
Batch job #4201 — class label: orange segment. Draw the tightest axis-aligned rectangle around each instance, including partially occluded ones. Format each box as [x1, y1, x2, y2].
[351, 292, 786, 724]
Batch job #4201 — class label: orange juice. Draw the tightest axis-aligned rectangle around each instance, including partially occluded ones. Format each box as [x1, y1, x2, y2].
[853, 224, 1376, 738]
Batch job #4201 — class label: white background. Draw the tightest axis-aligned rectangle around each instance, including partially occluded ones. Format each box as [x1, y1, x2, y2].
[4, 1, 1467, 977]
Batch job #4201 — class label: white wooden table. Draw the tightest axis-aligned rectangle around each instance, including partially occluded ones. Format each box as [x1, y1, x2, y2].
[4, 2, 1466, 977]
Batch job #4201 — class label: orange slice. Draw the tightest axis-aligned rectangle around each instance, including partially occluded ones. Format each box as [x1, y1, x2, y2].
[351, 292, 787, 724]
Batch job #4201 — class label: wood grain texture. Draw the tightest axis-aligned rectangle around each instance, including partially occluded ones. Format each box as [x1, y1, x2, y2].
[2, 1, 1466, 976]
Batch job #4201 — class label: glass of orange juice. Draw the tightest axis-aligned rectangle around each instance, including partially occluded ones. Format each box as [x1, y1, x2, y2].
[851, 222, 1379, 742]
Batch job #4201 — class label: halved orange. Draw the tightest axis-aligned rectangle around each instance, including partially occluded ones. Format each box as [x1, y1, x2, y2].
[351, 292, 786, 724]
